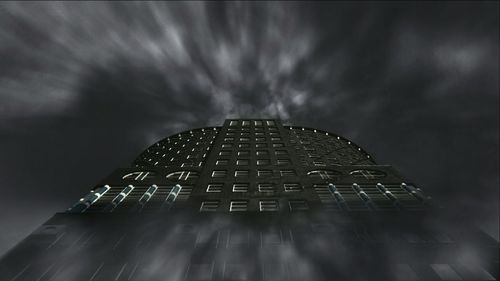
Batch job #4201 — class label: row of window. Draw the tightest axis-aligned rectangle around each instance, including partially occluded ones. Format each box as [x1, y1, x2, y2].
[211, 170, 297, 178]
[216, 159, 291, 166]
[227, 126, 278, 132]
[221, 143, 284, 148]
[223, 137, 282, 142]
[200, 199, 308, 212]
[206, 183, 302, 193]
[229, 120, 276, 126]
[225, 132, 280, 137]
[218, 150, 288, 156]
[126, 169, 386, 182]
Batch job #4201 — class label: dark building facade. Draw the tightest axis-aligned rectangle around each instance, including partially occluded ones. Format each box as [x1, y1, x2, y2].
[0, 119, 498, 281]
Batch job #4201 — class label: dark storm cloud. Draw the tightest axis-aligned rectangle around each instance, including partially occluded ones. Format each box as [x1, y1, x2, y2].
[0, 0, 498, 259]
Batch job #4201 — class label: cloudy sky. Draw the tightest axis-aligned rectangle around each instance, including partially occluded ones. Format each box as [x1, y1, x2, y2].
[0, 2, 498, 256]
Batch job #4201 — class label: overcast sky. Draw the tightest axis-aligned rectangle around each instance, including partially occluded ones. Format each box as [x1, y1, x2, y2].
[0, 1, 498, 256]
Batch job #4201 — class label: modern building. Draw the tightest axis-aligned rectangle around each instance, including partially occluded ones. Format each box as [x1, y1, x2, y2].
[0, 119, 497, 281]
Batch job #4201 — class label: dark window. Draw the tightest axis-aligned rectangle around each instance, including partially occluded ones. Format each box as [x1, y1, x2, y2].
[284, 183, 302, 192]
[289, 200, 309, 211]
[258, 183, 275, 193]
[200, 200, 219, 212]
[280, 170, 296, 177]
[277, 159, 291, 165]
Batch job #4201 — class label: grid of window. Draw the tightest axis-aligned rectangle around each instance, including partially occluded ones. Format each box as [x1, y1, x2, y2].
[123, 120, 407, 215]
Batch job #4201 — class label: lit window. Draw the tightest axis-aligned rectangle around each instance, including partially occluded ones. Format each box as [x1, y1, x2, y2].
[255, 132, 264, 136]
[207, 184, 223, 193]
[222, 144, 233, 148]
[307, 170, 341, 179]
[230, 200, 248, 211]
[229, 120, 238, 126]
[266, 120, 275, 126]
[233, 183, 249, 192]
[216, 160, 228, 166]
[349, 169, 386, 180]
[239, 143, 250, 148]
[256, 143, 267, 148]
[166, 171, 199, 181]
[234, 170, 249, 177]
[219, 151, 231, 156]
[271, 137, 281, 141]
[284, 183, 302, 192]
[122, 171, 156, 181]
[224, 137, 234, 142]
[240, 137, 250, 142]
[211, 170, 227, 178]
[236, 159, 249, 166]
[273, 143, 284, 148]
[238, 150, 251, 157]
[256, 137, 265, 142]
[242, 120, 250, 126]
[260, 200, 279, 211]
[256, 150, 268, 156]
[254, 120, 263, 126]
